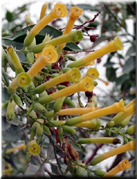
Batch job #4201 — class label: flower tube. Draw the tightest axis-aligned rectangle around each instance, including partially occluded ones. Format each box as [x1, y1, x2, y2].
[98, 78, 109, 85]
[7, 46, 24, 74]
[27, 45, 58, 78]
[66, 99, 125, 126]
[57, 6, 83, 56]
[35, 68, 81, 94]
[39, 76, 94, 104]
[39, 3, 47, 20]
[77, 137, 120, 145]
[32, 30, 83, 53]
[67, 36, 123, 68]
[74, 118, 101, 129]
[126, 98, 136, 109]
[24, 3, 68, 46]
[104, 159, 131, 177]
[90, 139, 136, 166]
[6, 144, 26, 154]
[106, 103, 135, 127]
[57, 106, 99, 116]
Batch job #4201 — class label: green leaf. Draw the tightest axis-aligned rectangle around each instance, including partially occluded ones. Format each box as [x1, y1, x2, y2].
[102, 20, 117, 32]
[84, 21, 99, 31]
[2, 39, 23, 49]
[2, 116, 11, 131]
[106, 67, 117, 82]
[2, 87, 10, 103]
[65, 42, 81, 51]
[2, 125, 23, 141]
[104, 61, 115, 67]
[123, 56, 135, 74]
[125, 45, 136, 56]
[116, 74, 129, 86]
[6, 11, 14, 22]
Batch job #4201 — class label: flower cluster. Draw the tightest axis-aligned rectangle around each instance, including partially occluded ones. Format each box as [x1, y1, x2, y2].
[2, 2, 135, 178]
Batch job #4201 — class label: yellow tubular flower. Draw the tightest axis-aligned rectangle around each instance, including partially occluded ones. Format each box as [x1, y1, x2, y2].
[27, 46, 58, 78]
[104, 159, 131, 177]
[67, 36, 123, 68]
[85, 68, 100, 79]
[90, 139, 136, 166]
[24, 3, 68, 46]
[35, 68, 81, 94]
[57, 107, 99, 116]
[77, 137, 120, 145]
[28, 140, 40, 156]
[126, 98, 136, 109]
[106, 103, 135, 127]
[74, 118, 101, 129]
[63, 6, 83, 34]
[57, 6, 83, 56]
[6, 46, 24, 74]
[5, 144, 26, 154]
[39, 76, 94, 104]
[66, 99, 125, 126]
[39, 3, 47, 20]
[98, 78, 109, 85]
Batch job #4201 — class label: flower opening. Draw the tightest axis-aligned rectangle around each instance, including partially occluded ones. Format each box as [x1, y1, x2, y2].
[52, 3, 68, 18]
[70, 6, 83, 21]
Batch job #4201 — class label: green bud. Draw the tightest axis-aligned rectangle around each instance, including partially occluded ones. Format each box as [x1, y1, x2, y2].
[120, 115, 132, 128]
[33, 102, 47, 113]
[2, 101, 9, 110]
[53, 97, 66, 113]
[39, 91, 48, 98]
[94, 170, 106, 176]
[45, 110, 55, 120]
[36, 122, 43, 137]
[65, 55, 77, 61]
[6, 100, 16, 121]
[126, 125, 136, 135]
[13, 94, 22, 106]
[75, 164, 85, 177]
[91, 94, 98, 107]
[47, 120, 66, 127]
[26, 52, 34, 63]
[64, 98, 75, 108]
[43, 125, 51, 135]
[62, 125, 76, 135]
[106, 121, 115, 128]
[57, 85, 66, 90]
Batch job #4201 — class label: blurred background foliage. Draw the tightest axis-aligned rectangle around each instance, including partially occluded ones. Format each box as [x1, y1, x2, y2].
[2, 1, 136, 177]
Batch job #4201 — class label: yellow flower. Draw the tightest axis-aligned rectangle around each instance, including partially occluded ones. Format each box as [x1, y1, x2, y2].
[27, 46, 58, 78]
[104, 159, 131, 177]
[51, 3, 68, 18]
[78, 76, 94, 91]
[28, 140, 40, 156]
[70, 6, 83, 21]
[86, 68, 100, 79]
[41, 45, 58, 64]
[17, 72, 31, 87]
